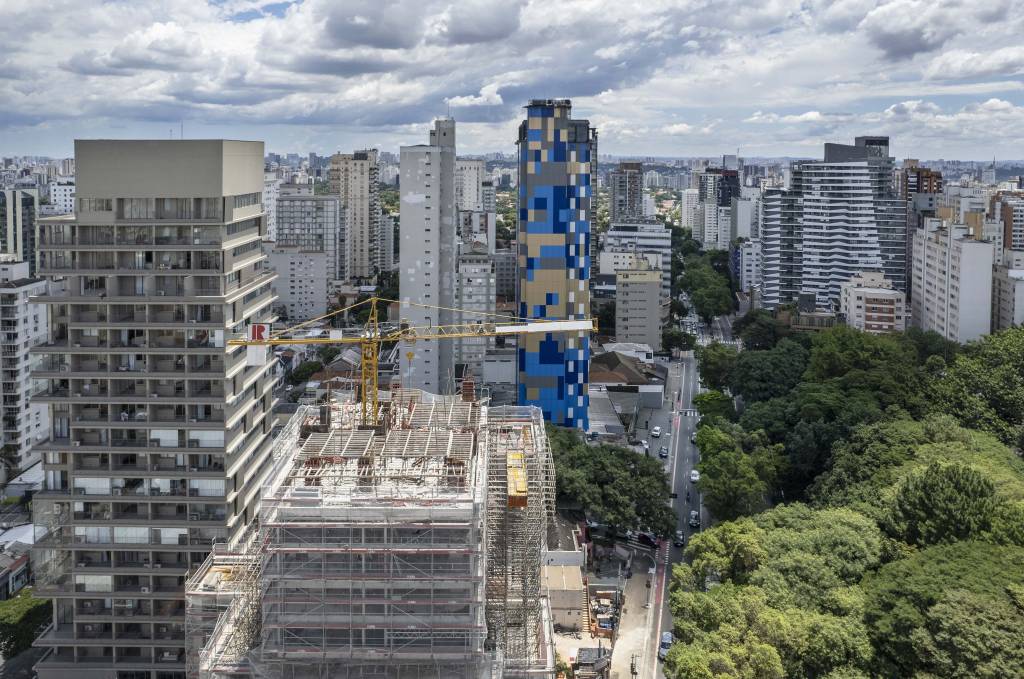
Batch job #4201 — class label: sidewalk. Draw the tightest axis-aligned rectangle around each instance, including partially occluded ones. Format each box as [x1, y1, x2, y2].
[608, 557, 657, 679]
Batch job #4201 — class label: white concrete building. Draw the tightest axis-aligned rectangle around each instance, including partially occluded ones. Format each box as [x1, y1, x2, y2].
[268, 245, 330, 322]
[47, 180, 75, 215]
[911, 222, 994, 343]
[762, 137, 907, 309]
[731, 196, 756, 240]
[993, 249, 1024, 331]
[400, 118, 457, 393]
[598, 248, 661, 277]
[0, 258, 48, 481]
[839, 271, 906, 334]
[681, 188, 700, 231]
[263, 171, 282, 241]
[454, 245, 496, 381]
[604, 221, 672, 301]
[274, 183, 343, 283]
[455, 158, 486, 212]
[734, 239, 762, 293]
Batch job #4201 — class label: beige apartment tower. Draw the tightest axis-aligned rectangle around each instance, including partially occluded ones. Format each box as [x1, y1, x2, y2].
[329, 150, 380, 281]
[31, 140, 279, 679]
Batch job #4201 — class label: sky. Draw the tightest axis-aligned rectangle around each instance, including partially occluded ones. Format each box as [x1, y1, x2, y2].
[1, 0, 1023, 160]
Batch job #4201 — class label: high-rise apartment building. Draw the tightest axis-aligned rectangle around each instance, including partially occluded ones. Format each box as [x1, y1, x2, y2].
[615, 260, 663, 351]
[517, 99, 595, 429]
[455, 244, 496, 380]
[329, 149, 380, 280]
[455, 158, 486, 212]
[1, 188, 40, 275]
[839, 272, 906, 334]
[31, 140, 278, 679]
[399, 119, 458, 393]
[680, 188, 699, 232]
[0, 257, 48, 481]
[761, 137, 907, 309]
[262, 172, 281, 242]
[1001, 199, 1024, 250]
[992, 249, 1024, 332]
[610, 162, 643, 222]
[267, 183, 336, 323]
[603, 221, 671, 300]
[910, 221, 993, 343]
[481, 180, 496, 214]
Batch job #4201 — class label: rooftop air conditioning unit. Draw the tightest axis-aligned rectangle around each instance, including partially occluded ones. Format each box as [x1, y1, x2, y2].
[140, 586, 149, 593]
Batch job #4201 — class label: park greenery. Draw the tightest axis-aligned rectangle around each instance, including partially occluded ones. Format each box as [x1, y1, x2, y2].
[664, 322, 1024, 678]
[680, 251, 734, 323]
[546, 425, 677, 538]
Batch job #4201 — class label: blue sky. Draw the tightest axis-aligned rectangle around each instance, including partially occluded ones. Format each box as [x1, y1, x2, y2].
[1, 0, 1022, 159]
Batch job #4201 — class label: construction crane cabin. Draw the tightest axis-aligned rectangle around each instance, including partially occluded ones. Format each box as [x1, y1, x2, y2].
[229, 296, 596, 426]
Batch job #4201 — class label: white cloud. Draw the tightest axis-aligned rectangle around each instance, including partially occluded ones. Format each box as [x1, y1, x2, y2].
[446, 84, 504, 107]
[0, 0, 1020, 158]
[924, 46, 1024, 80]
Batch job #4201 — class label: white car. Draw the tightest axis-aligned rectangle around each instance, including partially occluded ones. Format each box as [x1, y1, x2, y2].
[690, 469, 700, 483]
[651, 426, 662, 438]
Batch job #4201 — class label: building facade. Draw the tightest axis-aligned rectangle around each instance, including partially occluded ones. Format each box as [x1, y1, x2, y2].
[31, 139, 279, 679]
[455, 158, 486, 212]
[267, 245, 330, 322]
[399, 119, 458, 393]
[0, 258, 48, 481]
[273, 184, 342, 284]
[761, 137, 907, 309]
[615, 260, 662, 351]
[517, 99, 595, 429]
[603, 221, 671, 301]
[839, 271, 906, 334]
[329, 150, 380, 281]
[609, 162, 643, 223]
[49, 181, 77, 215]
[992, 249, 1024, 331]
[910, 222, 994, 343]
[0, 189, 40, 275]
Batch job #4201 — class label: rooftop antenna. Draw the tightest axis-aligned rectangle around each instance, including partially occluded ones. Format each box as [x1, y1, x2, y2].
[181, 120, 184, 140]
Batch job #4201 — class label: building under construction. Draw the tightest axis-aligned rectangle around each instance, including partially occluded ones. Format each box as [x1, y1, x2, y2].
[185, 387, 557, 679]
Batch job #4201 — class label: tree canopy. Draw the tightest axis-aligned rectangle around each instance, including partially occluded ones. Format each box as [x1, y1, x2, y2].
[681, 253, 734, 323]
[0, 588, 50, 659]
[546, 425, 676, 537]
[695, 341, 738, 392]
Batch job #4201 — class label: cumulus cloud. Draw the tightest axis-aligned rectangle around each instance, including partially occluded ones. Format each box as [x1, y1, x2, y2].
[858, 0, 961, 60]
[446, 84, 504, 107]
[0, 0, 1022, 157]
[924, 46, 1024, 80]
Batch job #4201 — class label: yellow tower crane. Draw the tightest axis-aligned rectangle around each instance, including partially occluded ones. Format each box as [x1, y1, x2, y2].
[228, 296, 597, 426]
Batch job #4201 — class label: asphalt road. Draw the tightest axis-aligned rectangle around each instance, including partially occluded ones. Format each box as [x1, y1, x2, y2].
[645, 351, 702, 679]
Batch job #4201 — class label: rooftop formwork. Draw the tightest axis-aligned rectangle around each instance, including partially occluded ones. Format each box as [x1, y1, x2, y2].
[186, 389, 555, 679]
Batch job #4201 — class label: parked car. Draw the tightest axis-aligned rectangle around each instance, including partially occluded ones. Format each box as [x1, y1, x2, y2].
[690, 469, 701, 482]
[690, 431, 697, 444]
[689, 510, 700, 528]
[673, 530, 686, 548]
[658, 632, 674, 660]
[651, 426, 662, 438]
[639, 532, 658, 548]
[658, 446, 669, 458]
[641, 440, 649, 452]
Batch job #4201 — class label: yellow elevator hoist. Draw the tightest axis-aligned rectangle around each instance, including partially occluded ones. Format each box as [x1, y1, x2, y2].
[227, 296, 596, 426]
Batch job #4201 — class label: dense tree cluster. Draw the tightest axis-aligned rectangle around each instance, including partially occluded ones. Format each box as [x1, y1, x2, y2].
[0, 589, 50, 659]
[545, 426, 677, 537]
[680, 252, 734, 323]
[665, 325, 1024, 679]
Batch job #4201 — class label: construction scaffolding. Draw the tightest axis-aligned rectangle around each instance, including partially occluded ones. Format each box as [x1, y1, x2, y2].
[188, 389, 555, 679]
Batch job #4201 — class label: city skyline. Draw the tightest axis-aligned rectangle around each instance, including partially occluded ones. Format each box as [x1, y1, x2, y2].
[1, 1, 1023, 159]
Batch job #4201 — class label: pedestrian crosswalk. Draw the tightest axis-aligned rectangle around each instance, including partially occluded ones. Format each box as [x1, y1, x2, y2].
[679, 409, 698, 417]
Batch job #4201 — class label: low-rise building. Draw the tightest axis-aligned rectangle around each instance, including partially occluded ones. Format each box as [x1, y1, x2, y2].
[839, 272, 906, 334]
